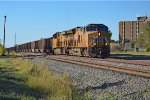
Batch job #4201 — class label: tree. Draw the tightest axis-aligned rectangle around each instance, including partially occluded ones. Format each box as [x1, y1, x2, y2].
[0, 44, 4, 53]
[0, 42, 6, 54]
[108, 30, 112, 41]
[136, 33, 145, 48]
[145, 28, 150, 52]
[136, 25, 150, 52]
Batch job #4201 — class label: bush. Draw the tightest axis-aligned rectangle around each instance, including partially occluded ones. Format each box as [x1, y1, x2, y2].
[26, 65, 72, 99]
[0, 44, 4, 53]
[146, 48, 150, 52]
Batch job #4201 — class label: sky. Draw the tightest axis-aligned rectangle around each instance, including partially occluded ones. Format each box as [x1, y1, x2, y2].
[0, 1, 150, 47]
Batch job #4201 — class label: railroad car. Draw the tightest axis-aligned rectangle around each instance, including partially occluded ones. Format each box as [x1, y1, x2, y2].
[26, 42, 30, 52]
[39, 39, 46, 52]
[22, 44, 25, 52]
[34, 40, 40, 52]
[18, 45, 21, 52]
[34, 40, 39, 52]
[32, 38, 52, 53]
[23, 41, 34, 52]
[24, 43, 28, 52]
[19, 44, 23, 52]
[31, 41, 35, 52]
[7, 46, 15, 52]
[52, 32, 65, 54]
[19, 44, 22, 52]
[44, 37, 53, 53]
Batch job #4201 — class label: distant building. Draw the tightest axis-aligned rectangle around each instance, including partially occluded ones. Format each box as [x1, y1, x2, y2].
[119, 16, 150, 50]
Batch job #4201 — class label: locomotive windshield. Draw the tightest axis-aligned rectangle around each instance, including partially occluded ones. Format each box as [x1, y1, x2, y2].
[86, 24, 108, 32]
[92, 37, 108, 42]
[91, 37, 108, 46]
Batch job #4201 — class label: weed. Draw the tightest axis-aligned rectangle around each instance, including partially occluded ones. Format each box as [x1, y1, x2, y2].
[0, 58, 96, 99]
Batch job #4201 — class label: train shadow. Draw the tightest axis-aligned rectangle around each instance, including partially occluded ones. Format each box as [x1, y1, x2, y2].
[78, 80, 125, 93]
[109, 54, 150, 60]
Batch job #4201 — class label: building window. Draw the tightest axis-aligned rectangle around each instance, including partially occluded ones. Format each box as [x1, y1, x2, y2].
[136, 22, 139, 38]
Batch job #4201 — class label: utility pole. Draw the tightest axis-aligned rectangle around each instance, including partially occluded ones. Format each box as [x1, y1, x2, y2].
[2, 16, 6, 56]
[15, 33, 16, 46]
[15, 32, 16, 52]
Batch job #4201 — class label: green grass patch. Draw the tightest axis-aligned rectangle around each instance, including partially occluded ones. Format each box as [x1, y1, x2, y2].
[111, 51, 150, 55]
[0, 51, 17, 58]
[0, 58, 93, 100]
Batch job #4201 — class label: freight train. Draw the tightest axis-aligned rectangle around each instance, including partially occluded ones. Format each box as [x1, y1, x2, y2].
[7, 24, 111, 58]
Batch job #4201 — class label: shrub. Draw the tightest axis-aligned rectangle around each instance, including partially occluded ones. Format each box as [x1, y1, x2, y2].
[11, 58, 72, 99]
[25, 62, 72, 99]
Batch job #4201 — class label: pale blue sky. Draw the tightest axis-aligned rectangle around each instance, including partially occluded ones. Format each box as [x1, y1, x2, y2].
[0, 1, 150, 47]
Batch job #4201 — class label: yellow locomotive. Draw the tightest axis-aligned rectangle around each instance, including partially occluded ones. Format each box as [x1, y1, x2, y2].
[52, 24, 111, 58]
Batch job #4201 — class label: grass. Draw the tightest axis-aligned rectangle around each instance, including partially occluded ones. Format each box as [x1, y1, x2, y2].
[1, 55, 150, 99]
[0, 57, 94, 100]
[111, 51, 150, 55]
[0, 51, 17, 58]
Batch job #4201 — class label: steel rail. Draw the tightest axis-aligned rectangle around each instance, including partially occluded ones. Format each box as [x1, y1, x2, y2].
[19, 52, 150, 66]
[46, 56, 150, 78]
[19, 53, 150, 78]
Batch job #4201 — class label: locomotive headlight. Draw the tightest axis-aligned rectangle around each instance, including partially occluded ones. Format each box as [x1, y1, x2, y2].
[99, 32, 101, 36]
[105, 43, 108, 45]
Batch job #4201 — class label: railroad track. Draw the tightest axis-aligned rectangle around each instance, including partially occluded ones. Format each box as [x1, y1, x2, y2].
[19, 52, 150, 66]
[19, 53, 150, 78]
[44, 55, 150, 78]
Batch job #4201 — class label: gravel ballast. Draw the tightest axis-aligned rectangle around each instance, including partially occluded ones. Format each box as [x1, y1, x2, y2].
[30, 57, 150, 100]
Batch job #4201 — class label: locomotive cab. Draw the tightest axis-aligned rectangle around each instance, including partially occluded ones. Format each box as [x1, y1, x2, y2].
[88, 32, 110, 58]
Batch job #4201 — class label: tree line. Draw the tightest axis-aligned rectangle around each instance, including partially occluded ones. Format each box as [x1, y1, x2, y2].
[136, 24, 150, 52]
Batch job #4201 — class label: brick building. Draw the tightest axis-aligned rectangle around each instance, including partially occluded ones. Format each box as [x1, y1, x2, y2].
[119, 16, 150, 50]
